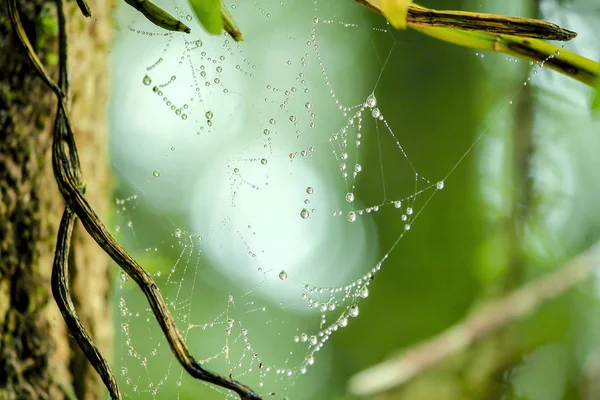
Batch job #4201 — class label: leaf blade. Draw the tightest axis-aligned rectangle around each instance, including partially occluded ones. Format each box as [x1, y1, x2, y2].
[188, 0, 224, 35]
[593, 73, 600, 110]
[379, 0, 411, 29]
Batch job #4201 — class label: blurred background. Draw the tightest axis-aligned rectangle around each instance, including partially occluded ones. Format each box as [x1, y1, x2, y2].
[108, 0, 600, 398]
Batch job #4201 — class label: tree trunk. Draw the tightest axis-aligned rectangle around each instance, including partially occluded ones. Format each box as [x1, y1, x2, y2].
[0, 0, 113, 398]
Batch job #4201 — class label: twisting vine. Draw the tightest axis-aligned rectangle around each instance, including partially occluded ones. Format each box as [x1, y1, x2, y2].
[6, 0, 261, 398]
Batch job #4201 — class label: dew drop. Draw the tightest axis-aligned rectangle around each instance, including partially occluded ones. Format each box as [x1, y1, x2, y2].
[349, 305, 359, 317]
[359, 287, 369, 298]
[347, 211, 356, 222]
[366, 94, 376, 108]
[346, 193, 354, 202]
[279, 270, 288, 280]
[174, 229, 182, 238]
[261, 158, 268, 165]
[205, 111, 213, 120]
[305, 102, 312, 109]
[152, 170, 160, 178]
[300, 208, 310, 219]
[436, 181, 445, 190]
[306, 187, 314, 194]
[142, 75, 152, 86]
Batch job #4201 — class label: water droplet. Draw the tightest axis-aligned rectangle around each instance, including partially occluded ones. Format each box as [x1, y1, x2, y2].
[305, 102, 312, 109]
[349, 305, 359, 317]
[142, 75, 152, 85]
[153, 170, 160, 178]
[347, 211, 356, 222]
[366, 94, 376, 108]
[339, 317, 348, 327]
[436, 181, 444, 190]
[406, 207, 413, 215]
[205, 111, 213, 119]
[306, 187, 314, 194]
[263, 129, 270, 135]
[359, 287, 369, 298]
[394, 200, 402, 208]
[289, 115, 296, 122]
[279, 270, 288, 280]
[354, 164, 362, 173]
[300, 209, 310, 219]
[307, 357, 315, 365]
[371, 108, 381, 118]
[269, 118, 276, 125]
[346, 193, 354, 202]
[174, 229, 182, 238]
[195, 39, 202, 47]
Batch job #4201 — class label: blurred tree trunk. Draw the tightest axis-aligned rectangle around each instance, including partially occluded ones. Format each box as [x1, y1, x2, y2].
[0, 0, 113, 398]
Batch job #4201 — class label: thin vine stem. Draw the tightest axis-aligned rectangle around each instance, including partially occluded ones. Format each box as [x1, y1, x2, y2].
[6, 0, 261, 398]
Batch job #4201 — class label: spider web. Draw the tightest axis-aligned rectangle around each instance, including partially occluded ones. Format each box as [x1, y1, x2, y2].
[106, 0, 590, 398]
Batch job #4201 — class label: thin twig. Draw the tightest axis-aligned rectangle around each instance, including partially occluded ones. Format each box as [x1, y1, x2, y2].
[52, 207, 121, 399]
[355, 1, 577, 41]
[354, 1, 598, 88]
[349, 241, 600, 397]
[6, 0, 260, 398]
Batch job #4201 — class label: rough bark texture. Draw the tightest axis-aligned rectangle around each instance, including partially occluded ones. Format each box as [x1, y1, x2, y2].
[0, 0, 113, 398]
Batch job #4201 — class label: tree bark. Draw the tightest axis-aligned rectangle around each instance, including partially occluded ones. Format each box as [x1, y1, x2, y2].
[0, 0, 113, 398]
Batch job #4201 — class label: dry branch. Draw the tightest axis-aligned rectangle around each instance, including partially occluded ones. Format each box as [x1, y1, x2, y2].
[349, 241, 600, 397]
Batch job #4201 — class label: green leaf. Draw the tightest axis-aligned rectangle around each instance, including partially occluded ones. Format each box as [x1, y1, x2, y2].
[377, 0, 411, 29]
[188, 0, 223, 35]
[593, 74, 600, 110]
